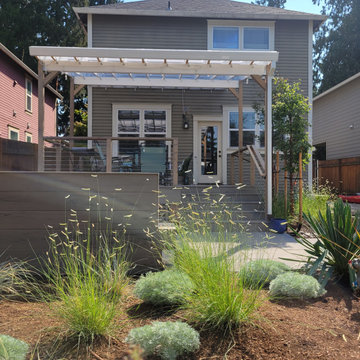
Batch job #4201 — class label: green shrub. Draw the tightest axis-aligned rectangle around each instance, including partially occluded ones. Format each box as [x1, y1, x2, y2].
[126, 321, 200, 360]
[134, 270, 193, 305]
[240, 259, 290, 288]
[269, 272, 325, 299]
[302, 199, 360, 279]
[0, 334, 29, 360]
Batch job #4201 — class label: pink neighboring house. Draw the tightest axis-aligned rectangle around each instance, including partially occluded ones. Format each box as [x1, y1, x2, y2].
[0, 43, 61, 143]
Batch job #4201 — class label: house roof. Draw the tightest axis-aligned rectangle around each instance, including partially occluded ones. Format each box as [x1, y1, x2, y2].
[74, 0, 326, 29]
[313, 72, 360, 102]
[0, 43, 62, 99]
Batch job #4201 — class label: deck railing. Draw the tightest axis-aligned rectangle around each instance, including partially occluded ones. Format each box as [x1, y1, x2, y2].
[43, 136, 178, 186]
[229, 145, 265, 186]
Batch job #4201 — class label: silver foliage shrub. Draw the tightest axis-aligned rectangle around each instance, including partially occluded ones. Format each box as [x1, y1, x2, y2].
[269, 272, 326, 299]
[0, 334, 29, 360]
[241, 259, 290, 288]
[126, 321, 200, 360]
[133, 270, 193, 305]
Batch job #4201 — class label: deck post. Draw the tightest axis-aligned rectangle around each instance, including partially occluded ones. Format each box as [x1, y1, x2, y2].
[172, 138, 178, 186]
[106, 138, 112, 173]
[265, 74, 273, 218]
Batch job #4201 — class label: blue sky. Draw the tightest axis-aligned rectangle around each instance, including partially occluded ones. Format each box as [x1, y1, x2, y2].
[124, 0, 324, 15]
[238, 0, 323, 14]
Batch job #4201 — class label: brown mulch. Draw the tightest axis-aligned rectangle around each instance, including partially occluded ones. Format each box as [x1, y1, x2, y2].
[1, 281, 360, 359]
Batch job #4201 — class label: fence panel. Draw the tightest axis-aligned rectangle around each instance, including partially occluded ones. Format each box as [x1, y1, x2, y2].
[318, 157, 360, 193]
[0, 172, 159, 273]
[0, 138, 37, 171]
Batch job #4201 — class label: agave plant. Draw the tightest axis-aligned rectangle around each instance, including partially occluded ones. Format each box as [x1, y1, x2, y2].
[302, 199, 360, 279]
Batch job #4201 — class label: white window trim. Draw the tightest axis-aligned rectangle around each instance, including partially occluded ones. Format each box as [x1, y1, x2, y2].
[112, 103, 172, 156]
[25, 132, 32, 143]
[223, 106, 265, 153]
[8, 126, 19, 141]
[25, 77, 32, 113]
[207, 20, 275, 51]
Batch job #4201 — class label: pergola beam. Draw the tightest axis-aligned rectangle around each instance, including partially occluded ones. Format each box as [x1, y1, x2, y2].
[73, 77, 240, 89]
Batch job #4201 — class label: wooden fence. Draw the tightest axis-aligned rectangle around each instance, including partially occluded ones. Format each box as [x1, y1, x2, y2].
[317, 156, 360, 193]
[0, 138, 37, 171]
[0, 172, 160, 273]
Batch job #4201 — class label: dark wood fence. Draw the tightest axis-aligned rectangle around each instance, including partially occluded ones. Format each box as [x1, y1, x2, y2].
[0, 138, 37, 171]
[0, 172, 159, 273]
[317, 156, 360, 193]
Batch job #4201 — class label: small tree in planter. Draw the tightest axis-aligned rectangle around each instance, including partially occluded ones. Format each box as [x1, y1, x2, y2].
[272, 78, 311, 216]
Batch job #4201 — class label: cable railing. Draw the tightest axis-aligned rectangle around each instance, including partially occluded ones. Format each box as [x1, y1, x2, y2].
[43, 136, 179, 186]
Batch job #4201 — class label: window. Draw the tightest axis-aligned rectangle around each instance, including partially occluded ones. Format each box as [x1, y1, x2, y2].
[8, 126, 19, 141]
[228, 110, 264, 148]
[208, 21, 274, 51]
[213, 27, 239, 49]
[25, 78, 32, 112]
[243, 27, 269, 50]
[112, 104, 171, 156]
[25, 132, 32, 143]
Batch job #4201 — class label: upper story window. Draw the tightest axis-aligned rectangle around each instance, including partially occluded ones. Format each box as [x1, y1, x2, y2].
[25, 78, 32, 112]
[208, 21, 274, 51]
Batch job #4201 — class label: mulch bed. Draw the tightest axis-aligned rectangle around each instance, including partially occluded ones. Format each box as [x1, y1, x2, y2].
[1, 281, 360, 359]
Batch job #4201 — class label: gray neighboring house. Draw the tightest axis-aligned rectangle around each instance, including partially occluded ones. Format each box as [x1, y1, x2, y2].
[313, 72, 360, 161]
[29, 0, 326, 217]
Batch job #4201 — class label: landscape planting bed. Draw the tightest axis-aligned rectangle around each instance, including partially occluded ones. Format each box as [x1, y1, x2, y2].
[1, 281, 360, 359]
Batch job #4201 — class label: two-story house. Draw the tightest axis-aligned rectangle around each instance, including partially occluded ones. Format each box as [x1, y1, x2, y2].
[29, 0, 326, 217]
[0, 43, 61, 143]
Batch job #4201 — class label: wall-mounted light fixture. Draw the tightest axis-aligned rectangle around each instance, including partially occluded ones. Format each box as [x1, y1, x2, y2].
[12, 110, 16, 117]
[183, 113, 189, 129]
[13, 80, 17, 87]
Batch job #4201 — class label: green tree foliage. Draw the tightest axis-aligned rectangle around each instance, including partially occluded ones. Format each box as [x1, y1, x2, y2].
[251, 0, 286, 8]
[0, 0, 122, 134]
[272, 78, 311, 215]
[313, 0, 360, 94]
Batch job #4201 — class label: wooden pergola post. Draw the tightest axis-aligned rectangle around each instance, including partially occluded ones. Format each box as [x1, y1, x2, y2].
[37, 61, 58, 171]
[229, 80, 244, 183]
[238, 80, 243, 184]
[265, 72, 273, 218]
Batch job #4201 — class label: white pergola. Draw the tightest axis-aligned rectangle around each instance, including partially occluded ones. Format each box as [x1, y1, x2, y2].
[30, 46, 278, 216]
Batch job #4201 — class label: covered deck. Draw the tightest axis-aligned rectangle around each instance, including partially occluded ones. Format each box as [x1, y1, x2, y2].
[30, 46, 278, 216]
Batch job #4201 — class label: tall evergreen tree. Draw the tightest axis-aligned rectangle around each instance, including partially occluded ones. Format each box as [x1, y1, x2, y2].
[251, 0, 286, 8]
[313, 0, 360, 94]
[0, 0, 122, 134]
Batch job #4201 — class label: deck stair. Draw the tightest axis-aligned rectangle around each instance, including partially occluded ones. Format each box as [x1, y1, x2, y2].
[159, 184, 266, 231]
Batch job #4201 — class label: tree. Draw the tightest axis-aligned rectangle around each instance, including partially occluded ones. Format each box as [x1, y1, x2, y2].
[251, 0, 286, 8]
[313, 0, 360, 94]
[0, 0, 122, 135]
[272, 78, 311, 216]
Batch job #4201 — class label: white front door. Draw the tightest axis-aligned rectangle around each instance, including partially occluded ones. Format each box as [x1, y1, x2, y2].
[194, 121, 222, 184]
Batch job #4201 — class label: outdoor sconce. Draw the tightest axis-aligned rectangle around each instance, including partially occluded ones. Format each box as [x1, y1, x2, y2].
[182, 113, 189, 129]
[13, 80, 17, 87]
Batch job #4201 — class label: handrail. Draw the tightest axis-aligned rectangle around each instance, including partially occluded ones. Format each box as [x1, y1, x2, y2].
[247, 145, 265, 177]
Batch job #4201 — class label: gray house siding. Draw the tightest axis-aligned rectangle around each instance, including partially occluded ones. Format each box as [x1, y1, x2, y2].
[313, 76, 360, 160]
[91, 15, 310, 184]
[92, 15, 207, 50]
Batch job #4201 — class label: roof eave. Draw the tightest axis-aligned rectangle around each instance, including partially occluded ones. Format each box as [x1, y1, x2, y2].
[73, 6, 327, 22]
[0, 43, 62, 99]
[314, 72, 360, 102]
